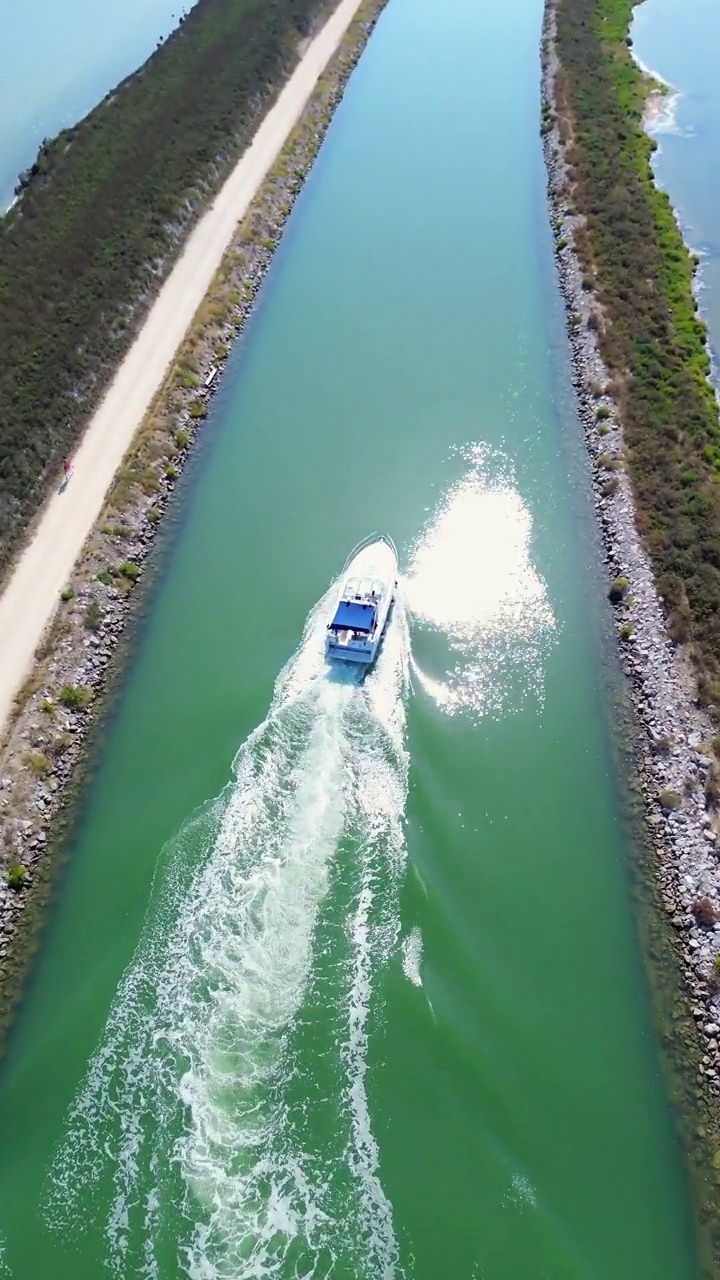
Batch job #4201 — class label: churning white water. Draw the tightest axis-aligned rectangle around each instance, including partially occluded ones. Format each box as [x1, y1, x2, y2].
[46, 588, 411, 1280]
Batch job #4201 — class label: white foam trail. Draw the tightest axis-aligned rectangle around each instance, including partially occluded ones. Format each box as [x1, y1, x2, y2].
[405, 445, 556, 719]
[45, 590, 411, 1280]
[339, 624, 410, 1275]
[400, 929, 423, 988]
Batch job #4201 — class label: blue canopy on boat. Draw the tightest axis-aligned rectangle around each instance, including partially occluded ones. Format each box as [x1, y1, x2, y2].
[329, 600, 377, 633]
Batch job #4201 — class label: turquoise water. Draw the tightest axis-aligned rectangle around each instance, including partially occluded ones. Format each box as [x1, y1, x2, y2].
[0, 0, 703, 1275]
[633, 0, 720, 351]
[0, 0, 196, 208]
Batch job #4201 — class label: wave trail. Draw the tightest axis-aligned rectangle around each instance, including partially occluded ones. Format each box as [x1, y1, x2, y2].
[45, 590, 410, 1280]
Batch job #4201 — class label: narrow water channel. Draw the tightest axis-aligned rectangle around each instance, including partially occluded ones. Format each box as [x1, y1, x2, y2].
[0, 0, 702, 1275]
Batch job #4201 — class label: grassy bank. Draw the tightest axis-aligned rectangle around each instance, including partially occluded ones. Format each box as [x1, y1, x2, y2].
[0, 0, 332, 577]
[549, 0, 720, 1267]
[553, 0, 720, 711]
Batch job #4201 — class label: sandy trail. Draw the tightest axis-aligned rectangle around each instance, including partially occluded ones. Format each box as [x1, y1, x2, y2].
[0, 0, 365, 735]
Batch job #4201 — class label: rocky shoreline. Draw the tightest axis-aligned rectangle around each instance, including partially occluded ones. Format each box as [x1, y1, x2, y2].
[541, 0, 720, 1245]
[0, 0, 388, 1042]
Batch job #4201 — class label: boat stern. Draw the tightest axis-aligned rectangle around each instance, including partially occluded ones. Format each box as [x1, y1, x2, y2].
[326, 631, 376, 665]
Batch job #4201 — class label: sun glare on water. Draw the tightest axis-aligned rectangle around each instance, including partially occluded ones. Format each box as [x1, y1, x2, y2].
[404, 446, 556, 718]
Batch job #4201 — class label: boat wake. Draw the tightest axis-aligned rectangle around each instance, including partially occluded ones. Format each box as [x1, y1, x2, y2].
[45, 590, 410, 1280]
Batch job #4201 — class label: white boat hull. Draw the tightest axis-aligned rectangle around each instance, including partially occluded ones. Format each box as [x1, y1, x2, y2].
[326, 535, 397, 667]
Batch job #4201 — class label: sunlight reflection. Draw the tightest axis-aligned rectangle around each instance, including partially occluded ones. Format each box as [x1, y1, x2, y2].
[404, 446, 556, 718]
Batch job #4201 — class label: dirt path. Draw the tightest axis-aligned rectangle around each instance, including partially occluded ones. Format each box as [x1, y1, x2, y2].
[0, 0, 364, 735]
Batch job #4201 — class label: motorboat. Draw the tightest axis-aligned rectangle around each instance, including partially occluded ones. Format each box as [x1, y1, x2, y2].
[326, 534, 397, 666]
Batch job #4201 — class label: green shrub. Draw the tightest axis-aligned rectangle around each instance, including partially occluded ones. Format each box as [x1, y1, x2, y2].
[7, 863, 27, 891]
[26, 749, 50, 775]
[59, 684, 93, 709]
[41, 698, 55, 716]
[60, 586, 74, 601]
[50, 731, 72, 756]
[97, 568, 114, 585]
[608, 576, 629, 603]
[165, 463, 179, 480]
[596, 404, 611, 420]
[619, 622, 634, 640]
[659, 787, 681, 812]
[601, 475, 619, 497]
[175, 429, 190, 449]
[188, 400, 207, 420]
[83, 600, 103, 630]
[118, 561, 140, 581]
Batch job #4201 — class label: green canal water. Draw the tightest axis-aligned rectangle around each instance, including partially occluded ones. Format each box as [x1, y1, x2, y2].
[0, 0, 704, 1275]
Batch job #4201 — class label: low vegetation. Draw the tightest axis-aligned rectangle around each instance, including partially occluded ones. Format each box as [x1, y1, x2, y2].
[0, 0, 330, 578]
[555, 0, 720, 712]
[58, 684, 93, 710]
[25, 750, 50, 776]
[83, 600, 103, 631]
[7, 864, 27, 891]
[608, 576, 629, 604]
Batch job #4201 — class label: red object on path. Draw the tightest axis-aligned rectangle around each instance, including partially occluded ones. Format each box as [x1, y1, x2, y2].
[63, 458, 72, 476]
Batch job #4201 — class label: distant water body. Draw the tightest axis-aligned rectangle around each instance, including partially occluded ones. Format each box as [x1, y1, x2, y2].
[632, 0, 720, 358]
[0, 0, 197, 209]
